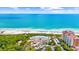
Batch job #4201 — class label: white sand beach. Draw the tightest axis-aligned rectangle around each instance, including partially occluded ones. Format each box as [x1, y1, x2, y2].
[0, 28, 79, 35]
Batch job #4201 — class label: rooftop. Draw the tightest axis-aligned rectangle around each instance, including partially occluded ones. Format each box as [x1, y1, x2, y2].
[63, 30, 79, 40]
[30, 36, 49, 40]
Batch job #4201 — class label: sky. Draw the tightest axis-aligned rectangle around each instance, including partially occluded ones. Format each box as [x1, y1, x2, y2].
[0, 7, 79, 14]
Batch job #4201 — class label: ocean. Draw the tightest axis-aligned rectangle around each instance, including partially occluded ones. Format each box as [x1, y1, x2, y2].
[0, 14, 79, 29]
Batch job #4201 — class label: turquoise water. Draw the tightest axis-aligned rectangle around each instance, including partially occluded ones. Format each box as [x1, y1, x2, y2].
[0, 14, 79, 29]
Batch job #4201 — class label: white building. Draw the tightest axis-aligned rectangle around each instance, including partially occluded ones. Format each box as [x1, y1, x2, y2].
[29, 36, 50, 49]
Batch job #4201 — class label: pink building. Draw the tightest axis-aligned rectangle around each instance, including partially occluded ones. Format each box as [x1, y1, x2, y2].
[63, 31, 79, 50]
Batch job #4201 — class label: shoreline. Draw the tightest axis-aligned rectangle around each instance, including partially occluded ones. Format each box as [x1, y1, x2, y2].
[0, 28, 79, 35]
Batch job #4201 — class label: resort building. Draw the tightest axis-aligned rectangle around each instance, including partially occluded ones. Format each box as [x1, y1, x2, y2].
[63, 31, 79, 50]
[29, 36, 51, 50]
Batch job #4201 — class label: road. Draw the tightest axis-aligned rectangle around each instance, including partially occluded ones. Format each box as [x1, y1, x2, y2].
[53, 38, 65, 51]
[50, 46, 55, 51]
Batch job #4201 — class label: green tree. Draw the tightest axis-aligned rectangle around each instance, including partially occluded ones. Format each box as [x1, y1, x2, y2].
[48, 42, 52, 45]
[60, 41, 65, 46]
[36, 48, 42, 51]
[63, 44, 73, 51]
[55, 46, 62, 51]
[25, 46, 34, 51]
[15, 45, 23, 51]
[45, 46, 52, 51]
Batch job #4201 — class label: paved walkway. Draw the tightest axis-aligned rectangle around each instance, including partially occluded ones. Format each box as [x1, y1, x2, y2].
[53, 38, 65, 51]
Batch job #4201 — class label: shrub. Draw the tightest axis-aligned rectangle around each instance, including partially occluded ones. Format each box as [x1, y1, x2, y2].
[55, 45, 62, 51]
[45, 46, 52, 51]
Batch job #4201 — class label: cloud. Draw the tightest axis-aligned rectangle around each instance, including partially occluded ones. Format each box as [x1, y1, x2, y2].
[39, 7, 79, 14]
[0, 7, 79, 14]
[40, 7, 63, 10]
